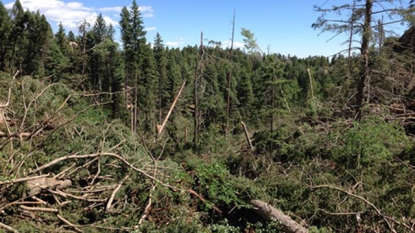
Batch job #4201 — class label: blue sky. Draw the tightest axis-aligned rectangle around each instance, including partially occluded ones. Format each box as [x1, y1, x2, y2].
[4, 0, 411, 58]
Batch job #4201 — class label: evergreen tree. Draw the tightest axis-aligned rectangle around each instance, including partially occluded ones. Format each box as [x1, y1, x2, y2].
[23, 11, 52, 76]
[91, 13, 108, 91]
[9, 0, 26, 73]
[139, 44, 158, 131]
[67, 30, 75, 42]
[153, 33, 169, 122]
[55, 22, 70, 55]
[0, 2, 12, 71]
[119, 0, 147, 133]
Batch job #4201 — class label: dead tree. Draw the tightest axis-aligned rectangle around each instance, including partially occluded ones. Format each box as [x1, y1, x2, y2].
[225, 9, 236, 137]
[194, 32, 205, 151]
[250, 199, 308, 233]
[355, 0, 373, 121]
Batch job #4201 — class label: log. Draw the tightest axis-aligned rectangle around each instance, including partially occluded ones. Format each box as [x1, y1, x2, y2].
[249, 199, 308, 233]
[27, 177, 72, 196]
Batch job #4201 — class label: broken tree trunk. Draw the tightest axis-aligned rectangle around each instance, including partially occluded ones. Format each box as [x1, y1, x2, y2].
[157, 80, 186, 135]
[241, 121, 253, 150]
[249, 199, 308, 233]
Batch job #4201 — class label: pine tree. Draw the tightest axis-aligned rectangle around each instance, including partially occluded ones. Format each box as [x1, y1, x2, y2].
[153, 33, 169, 122]
[55, 22, 70, 55]
[0, 2, 12, 71]
[140, 44, 158, 132]
[9, 0, 26, 73]
[119, 0, 147, 134]
[24, 11, 52, 76]
[91, 13, 108, 91]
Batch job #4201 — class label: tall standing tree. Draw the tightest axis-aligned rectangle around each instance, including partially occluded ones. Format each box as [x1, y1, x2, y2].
[91, 13, 108, 92]
[9, 0, 26, 73]
[0, 2, 12, 71]
[140, 44, 158, 132]
[153, 33, 169, 123]
[24, 11, 52, 76]
[120, 0, 147, 134]
[55, 22, 70, 55]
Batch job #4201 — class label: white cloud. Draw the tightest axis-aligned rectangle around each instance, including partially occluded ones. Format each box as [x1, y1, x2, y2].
[139, 6, 154, 18]
[145, 27, 156, 31]
[99, 6, 123, 13]
[166, 38, 184, 47]
[5, 0, 152, 33]
[221, 40, 245, 49]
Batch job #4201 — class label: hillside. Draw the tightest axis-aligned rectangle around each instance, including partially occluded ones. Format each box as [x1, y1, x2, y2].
[2, 0, 415, 232]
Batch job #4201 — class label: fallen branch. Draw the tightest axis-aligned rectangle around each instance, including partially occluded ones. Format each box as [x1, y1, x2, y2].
[0, 131, 30, 138]
[249, 199, 308, 233]
[0, 173, 49, 185]
[188, 188, 222, 214]
[0, 222, 18, 233]
[29, 153, 175, 190]
[0, 70, 19, 108]
[310, 185, 406, 232]
[19, 205, 58, 212]
[138, 184, 156, 225]
[57, 214, 83, 233]
[48, 189, 106, 202]
[106, 175, 129, 212]
[29, 152, 224, 216]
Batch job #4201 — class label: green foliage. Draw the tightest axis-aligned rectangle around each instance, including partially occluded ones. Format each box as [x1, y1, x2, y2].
[2, 1, 415, 232]
[326, 116, 410, 169]
[194, 162, 242, 208]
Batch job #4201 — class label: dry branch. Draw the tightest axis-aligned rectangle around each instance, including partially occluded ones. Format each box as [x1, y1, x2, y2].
[249, 199, 308, 233]
[0, 222, 18, 233]
[0, 70, 19, 108]
[19, 205, 58, 212]
[57, 214, 83, 233]
[138, 184, 156, 225]
[29, 153, 175, 190]
[0, 174, 49, 185]
[49, 189, 107, 203]
[0, 131, 30, 138]
[310, 185, 407, 232]
[157, 80, 186, 135]
[106, 175, 129, 212]
[188, 188, 222, 214]
[28, 152, 227, 222]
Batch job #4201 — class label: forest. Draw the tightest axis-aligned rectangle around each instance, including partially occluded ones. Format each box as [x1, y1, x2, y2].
[2, 0, 415, 232]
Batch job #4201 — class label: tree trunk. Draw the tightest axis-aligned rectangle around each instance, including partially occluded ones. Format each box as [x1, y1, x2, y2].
[355, 0, 372, 121]
[194, 32, 204, 151]
[225, 9, 236, 137]
[249, 199, 308, 233]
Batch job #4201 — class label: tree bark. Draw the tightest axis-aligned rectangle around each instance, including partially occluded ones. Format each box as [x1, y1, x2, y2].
[249, 199, 308, 233]
[355, 0, 373, 121]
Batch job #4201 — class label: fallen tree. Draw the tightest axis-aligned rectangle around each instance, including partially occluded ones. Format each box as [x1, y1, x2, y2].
[249, 199, 308, 233]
